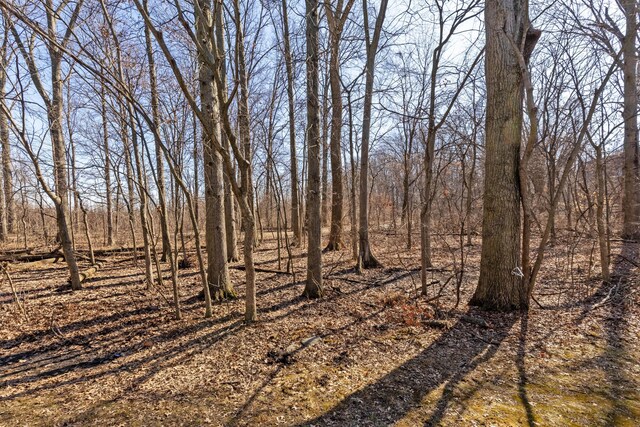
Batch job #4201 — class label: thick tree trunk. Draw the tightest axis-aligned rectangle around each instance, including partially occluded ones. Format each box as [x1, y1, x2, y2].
[471, 0, 527, 311]
[621, 0, 640, 240]
[198, 2, 233, 301]
[304, 0, 323, 298]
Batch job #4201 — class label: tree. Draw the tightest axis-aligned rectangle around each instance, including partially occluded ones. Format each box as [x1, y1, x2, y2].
[303, 0, 323, 298]
[620, 0, 639, 240]
[323, 0, 355, 251]
[100, 76, 114, 246]
[280, 0, 301, 245]
[357, 0, 388, 270]
[214, 1, 239, 262]
[419, 0, 482, 294]
[0, 14, 11, 240]
[470, 0, 531, 310]
[9, 0, 83, 290]
[142, 0, 171, 262]
[198, 0, 233, 300]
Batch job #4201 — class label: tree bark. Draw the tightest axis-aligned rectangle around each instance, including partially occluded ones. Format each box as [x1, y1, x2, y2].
[323, 0, 354, 251]
[471, 0, 527, 310]
[198, 0, 233, 301]
[214, 2, 239, 262]
[0, 30, 9, 241]
[595, 145, 610, 281]
[357, 0, 387, 270]
[44, 2, 82, 290]
[100, 78, 114, 246]
[281, 0, 301, 244]
[129, 107, 154, 290]
[143, 0, 170, 262]
[621, 0, 640, 240]
[303, 0, 323, 298]
[320, 69, 330, 228]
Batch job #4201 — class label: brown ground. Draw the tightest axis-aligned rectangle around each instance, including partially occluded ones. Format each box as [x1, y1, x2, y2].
[0, 229, 639, 426]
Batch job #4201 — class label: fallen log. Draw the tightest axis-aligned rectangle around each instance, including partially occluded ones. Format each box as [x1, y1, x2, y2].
[70, 262, 104, 285]
[0, 248, 33, 256]
[79, 265, 101, 283]
[230, 265, 291, 275]
[89, 246, 144, 257]
[0, 249, 64, 263]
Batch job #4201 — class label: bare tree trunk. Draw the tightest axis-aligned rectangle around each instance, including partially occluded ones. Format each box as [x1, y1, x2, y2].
[6, 0, 85, 288]
[471, 0, 527, 310]
[320, 69, 330, 228]
[303, 0, 323, 298]
[465, 125, 478, 246]
[99, 0, 137, 258]
[621, 0, 640, 240]
[198, 0, 233, 300]
[77, 192, 95, 265]
[324, 0, 354, 251]
[229, 0, 257, 320]
[129, 107, 154, 290]
[281, 0, 301, 244]
[121, 105, 138, 260]
[193, 110, 200, 224]
[357, 0, 388, 270]
[100, 78, 114, 246]
[346, 87, 358, 260]
[421, 127, 435, 288]
[66, 84, 79, 239]
[0, 31, 9, 241]
[595, 145, 610, 281]
[139, 119, 182, 319]
[49, 36, 81, 290]
[0, 22, 11, 236]
[143, 0, 170, 262]
[547, 155, 556, 244]
[214, 2, 239, 262]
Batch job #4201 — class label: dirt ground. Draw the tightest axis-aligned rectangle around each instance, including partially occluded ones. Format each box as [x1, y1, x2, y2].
[1, 229, 639, 426]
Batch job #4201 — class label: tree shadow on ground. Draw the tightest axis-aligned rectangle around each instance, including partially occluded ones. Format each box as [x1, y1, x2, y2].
[516, 314, 536, 427]
[300, 310, 519, 426]
[0, 264, 417, 405]
[0, 312, 243, 402]
[601, 241, 638, 423]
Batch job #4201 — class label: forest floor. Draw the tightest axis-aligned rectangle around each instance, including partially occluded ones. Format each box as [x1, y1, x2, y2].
[0, 228, 639, 426]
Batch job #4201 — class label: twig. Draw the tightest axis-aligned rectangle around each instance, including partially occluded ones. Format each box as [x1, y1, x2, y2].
[590, 282, 618, 310]
[1, 263, 29, 321]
